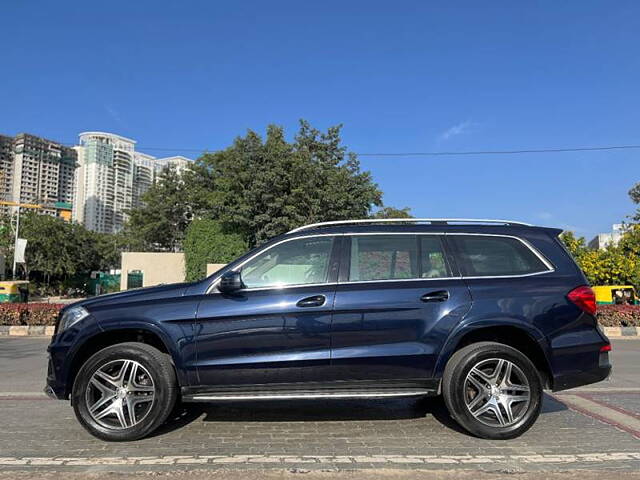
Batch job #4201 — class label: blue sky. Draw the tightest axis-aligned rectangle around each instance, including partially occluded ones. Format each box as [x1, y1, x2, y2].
[2, 1, 639, 240]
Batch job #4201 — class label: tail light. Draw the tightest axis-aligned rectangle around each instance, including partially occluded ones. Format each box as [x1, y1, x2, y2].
[567, 285, 597, 315]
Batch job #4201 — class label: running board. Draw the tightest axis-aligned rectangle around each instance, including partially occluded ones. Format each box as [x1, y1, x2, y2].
[183, 389, 432, 402]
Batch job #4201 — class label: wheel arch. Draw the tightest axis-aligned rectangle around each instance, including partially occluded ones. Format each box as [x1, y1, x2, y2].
[435, 321, 554, 390]
[66, 325, 181, 398]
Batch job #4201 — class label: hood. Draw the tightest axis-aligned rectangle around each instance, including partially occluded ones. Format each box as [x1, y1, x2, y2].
[72, 282, 193, 310]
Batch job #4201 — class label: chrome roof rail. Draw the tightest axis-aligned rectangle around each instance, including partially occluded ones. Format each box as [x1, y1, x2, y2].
[288, 218, 533, 234]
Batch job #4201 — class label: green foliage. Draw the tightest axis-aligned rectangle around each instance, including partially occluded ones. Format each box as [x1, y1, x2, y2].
[128, 120, 383, 249]
[559, 231, 587, 259]
[184, 219, 247, 281]
[0, 212, 126, 293]
[125, 166, 192, 251]
[196, 121, 382, 247]
[560, 229, 640, 286]
[371, 206, 413, 219]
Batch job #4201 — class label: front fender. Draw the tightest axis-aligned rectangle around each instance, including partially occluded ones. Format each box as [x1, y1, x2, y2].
[95, 317, 195, 387]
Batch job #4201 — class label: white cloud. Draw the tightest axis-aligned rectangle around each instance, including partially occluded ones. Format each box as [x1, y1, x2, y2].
[438, 120, 473, 142]
[535, 212, 554, 220]
[104, 104, 126, 127]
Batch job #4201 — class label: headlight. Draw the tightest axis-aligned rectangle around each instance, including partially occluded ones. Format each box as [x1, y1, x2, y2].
[59, 306, 90, 332]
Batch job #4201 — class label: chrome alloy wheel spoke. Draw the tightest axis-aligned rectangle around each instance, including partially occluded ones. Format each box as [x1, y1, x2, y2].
[463, 358, 531, 428]
[86, 359, 155, 430]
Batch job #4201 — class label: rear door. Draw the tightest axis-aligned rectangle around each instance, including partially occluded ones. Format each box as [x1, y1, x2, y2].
[330, 234, 472, 384]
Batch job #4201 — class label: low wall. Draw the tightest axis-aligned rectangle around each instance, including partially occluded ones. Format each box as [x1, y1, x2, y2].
[120, 252, 186, 290]
[206, 263, 227, 276]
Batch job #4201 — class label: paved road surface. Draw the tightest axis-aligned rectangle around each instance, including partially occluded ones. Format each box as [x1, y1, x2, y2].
[0, 337, 638, 474]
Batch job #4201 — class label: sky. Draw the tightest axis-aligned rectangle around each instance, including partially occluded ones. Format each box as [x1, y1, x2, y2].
[1, 0, 639, 240]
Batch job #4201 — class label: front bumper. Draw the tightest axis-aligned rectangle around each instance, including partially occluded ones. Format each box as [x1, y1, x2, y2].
[45, 352, 68, 400]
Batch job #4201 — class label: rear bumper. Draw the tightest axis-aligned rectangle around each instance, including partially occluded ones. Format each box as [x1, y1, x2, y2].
[552, 364, 611, 392]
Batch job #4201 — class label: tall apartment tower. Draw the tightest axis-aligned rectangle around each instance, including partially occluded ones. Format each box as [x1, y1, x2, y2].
[0, 133, 76, 219]
[73, 132, 161, 233]
[74, 132, 138, 233]
[132, 152, 156, 209]
[0, 136, 13, 213]
[154, 156, 191, 176]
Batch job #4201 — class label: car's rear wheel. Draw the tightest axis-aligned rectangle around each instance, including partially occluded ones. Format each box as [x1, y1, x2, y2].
[72, 342, 177, 441]
[442, 341, 543, 439]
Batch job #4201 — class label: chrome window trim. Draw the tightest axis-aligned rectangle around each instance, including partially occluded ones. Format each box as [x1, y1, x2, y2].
[205, 231, 555, 294]
[444, 232, 555, 277]
[342, 276, 461, 285]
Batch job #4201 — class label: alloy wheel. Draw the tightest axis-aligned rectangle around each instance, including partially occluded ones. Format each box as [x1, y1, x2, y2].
[463, 358, 530, 427]
[85, 359, 155, 430]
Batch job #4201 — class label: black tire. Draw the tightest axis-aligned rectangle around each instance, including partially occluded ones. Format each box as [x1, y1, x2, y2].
[442, 341, 543, 440]
[72, 342, 178, 441]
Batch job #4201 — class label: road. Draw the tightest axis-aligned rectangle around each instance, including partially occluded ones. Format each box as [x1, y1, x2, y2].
[0, 337, 638, 476]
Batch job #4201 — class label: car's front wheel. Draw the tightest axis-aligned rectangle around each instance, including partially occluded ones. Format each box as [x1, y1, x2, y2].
[442, 341, 543, 439]
[72, 342, 177, 441]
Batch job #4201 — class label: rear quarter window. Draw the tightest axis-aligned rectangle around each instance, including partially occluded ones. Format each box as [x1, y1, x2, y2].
[450, 235, 551, 277]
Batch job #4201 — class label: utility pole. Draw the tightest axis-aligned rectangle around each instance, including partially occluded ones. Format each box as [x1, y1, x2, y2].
[12, 205, 20, 279]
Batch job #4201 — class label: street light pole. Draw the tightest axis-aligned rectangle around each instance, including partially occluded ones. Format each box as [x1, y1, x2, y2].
[12, 206, 20, 280]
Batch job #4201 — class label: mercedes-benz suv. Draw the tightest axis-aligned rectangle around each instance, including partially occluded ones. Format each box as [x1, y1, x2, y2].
[45, 219, 611, 441]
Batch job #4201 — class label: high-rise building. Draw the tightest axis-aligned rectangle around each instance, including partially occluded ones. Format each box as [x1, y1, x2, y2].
[73, 132, 191, 233]
[74, 132, 138, 233]
[133, 152, 156, 209]
[154, 156, 191, 176]
[0, 133, 76, 220]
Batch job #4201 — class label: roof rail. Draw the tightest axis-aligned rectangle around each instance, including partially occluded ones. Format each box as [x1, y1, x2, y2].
[288, 218, 533, 234]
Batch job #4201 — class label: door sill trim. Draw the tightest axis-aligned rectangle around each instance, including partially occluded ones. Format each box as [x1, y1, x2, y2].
[183, 390, 431, 402]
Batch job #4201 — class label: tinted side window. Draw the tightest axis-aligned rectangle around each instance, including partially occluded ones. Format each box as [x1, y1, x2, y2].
[348, 235, 451, 281]
[349, 235, 417, 281]
[420, 236, 452, 278]
[451, 235, 550, 277]
[242, 236, 334, 288]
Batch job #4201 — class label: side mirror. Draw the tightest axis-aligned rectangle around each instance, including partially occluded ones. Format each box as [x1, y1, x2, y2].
[218, 270, 243, 294]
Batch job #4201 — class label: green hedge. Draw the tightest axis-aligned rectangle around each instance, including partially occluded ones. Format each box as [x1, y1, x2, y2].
[184, 219, 247, 282]
[0, 303, 63, 326]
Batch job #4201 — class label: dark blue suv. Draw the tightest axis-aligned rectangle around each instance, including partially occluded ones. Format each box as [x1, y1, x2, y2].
[45, 219, 611, 441]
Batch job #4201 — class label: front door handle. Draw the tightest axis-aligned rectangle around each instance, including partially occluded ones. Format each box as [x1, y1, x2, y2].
[420, 290, 449, 302]
[296, 295, 326, 308]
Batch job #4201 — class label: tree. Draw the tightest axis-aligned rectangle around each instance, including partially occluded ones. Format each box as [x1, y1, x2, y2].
[371, 206, 413, 219]
[559, 231, 588, 259]
[194, 120, 382, 247]
[577, 247, 637, 286]
[560, 229, 639, 286]
[126, 166, 192, 252]
[183, 219, 247, 281]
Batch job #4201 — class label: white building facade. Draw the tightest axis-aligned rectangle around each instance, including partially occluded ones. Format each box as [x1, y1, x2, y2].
[74, 132, 138, 233]
[73, 133, 192, 233]
[154, 156, 191, 176]
[588, 224, 627, 250]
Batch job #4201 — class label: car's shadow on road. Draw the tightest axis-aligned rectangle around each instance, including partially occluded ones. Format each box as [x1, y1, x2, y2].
[151, 393, 566, 439]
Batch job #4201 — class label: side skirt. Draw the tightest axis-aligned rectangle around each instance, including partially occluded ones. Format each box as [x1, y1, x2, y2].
[181, 379, 439, 402]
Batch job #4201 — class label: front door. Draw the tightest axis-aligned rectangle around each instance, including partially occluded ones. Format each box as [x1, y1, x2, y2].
[194, 235, 339, 387]
[330, 234, 472, 383]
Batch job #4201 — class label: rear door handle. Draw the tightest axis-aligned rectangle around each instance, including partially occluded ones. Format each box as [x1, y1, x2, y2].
[296, 295, 326, 308]
[420, 290, 449, 302]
